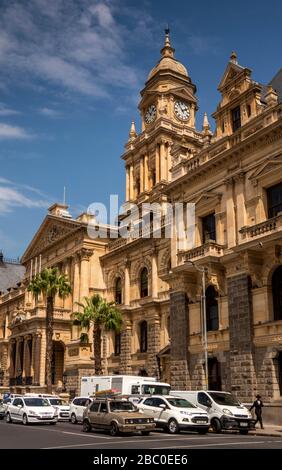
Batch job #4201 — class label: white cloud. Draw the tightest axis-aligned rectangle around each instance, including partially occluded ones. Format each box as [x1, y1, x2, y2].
[0, 103, 21, 116]
[38, 107, 62, 118]
[0, 179, 51, 215]
[0, 0, 150, 98]
[0, 123, 34, 140]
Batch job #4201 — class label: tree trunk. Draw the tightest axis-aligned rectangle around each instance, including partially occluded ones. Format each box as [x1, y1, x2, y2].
[45, 296, 54, 393]
[93, 326, 102, 375]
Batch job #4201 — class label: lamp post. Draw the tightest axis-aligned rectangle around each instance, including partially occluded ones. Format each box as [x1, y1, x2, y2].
[186, 260, 209, 390]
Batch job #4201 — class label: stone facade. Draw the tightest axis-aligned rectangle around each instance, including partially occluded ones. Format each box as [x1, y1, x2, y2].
[0, 31, 282, 402]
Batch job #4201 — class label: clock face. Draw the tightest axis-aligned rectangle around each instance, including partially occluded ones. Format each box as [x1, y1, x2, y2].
[145, 104, 157, 124]
[174, 100, 190, 121]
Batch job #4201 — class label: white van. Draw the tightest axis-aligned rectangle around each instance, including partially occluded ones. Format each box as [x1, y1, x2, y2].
[170, 390, 255, 434]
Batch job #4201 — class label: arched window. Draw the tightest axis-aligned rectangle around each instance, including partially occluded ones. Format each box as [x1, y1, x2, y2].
[115, 277, 122, 304]
[114, 333, 121, 356]
[140, 267, 148, 298]
[140, 321, 148, 353]
[206, 285, 219, 331]
[272, 266, 282, 321]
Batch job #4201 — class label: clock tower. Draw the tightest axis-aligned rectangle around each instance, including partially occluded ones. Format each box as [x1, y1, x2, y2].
[123, 29, 202, 203]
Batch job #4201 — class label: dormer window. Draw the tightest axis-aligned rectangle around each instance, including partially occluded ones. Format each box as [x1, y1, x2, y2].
[231, 106, 241, 132]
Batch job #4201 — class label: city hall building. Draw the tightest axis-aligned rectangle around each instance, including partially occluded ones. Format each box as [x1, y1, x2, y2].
[0, 32, 282, 403]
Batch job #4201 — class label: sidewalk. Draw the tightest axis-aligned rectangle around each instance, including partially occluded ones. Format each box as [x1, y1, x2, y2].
[248, 424, 282, 437]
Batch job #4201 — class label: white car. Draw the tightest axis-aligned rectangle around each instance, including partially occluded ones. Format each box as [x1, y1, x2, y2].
[6, 396, 58, 425]
[69, 396, 93, 424]
[137, 395, 210, 434]
[45, 397, 70, 421]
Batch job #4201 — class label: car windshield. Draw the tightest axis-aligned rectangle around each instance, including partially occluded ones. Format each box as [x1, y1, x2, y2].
[49, 399, 68, 406]
[209, 392, 241, 406]
[141, 385, 171, 395]
[109, 401, 136, 412]
[167, 398, 196, 408]
[23, 398, 50, 407]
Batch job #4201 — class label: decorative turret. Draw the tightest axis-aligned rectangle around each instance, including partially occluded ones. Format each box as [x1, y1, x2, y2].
[128, 120, 137, 141]
[202, 112, 212, 135]
[160, 28, 175, 59]
[230, 51, 238, 64]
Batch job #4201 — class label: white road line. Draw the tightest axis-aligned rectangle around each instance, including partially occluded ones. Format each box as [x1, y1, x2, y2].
[151, 440, 274, 449]
[62, 431, 112, 439]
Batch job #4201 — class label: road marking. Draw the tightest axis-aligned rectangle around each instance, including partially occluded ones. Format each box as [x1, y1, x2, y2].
[151, 440, 273, 449]
[62, 431, 112, 439]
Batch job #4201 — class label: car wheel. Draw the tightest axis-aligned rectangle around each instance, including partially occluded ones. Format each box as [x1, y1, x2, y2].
[71, 413, 77, 424]
[211, 418, 222, 433]
[6, 413, 12, 424]
[141, 431, 150, 436]
[110, 422, 119, 436]
[167, 418, 179, 434]
[83, 419, 92, 433]
[22, 414, 28, 425]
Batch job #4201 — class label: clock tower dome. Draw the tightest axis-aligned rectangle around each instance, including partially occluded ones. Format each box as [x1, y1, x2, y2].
[123, 29, 202, 204]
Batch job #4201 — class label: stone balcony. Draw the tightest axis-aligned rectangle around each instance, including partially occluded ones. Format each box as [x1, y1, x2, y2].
[178, 241, 225, 264]
[239, 213, 282, 243]
[27, 306, 71, 321]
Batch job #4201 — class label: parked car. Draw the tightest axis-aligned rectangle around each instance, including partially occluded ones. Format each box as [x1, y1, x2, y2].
[82, 397, 155, 436]
[137, 395, 210, 434]
[170, 390, 255, 434]
[2, 394, 22, 412]
[24, 394, 70, 421]
[6, 396, 58, 425]
[0, 399, 5, 420]
[69, 396, 93, 424]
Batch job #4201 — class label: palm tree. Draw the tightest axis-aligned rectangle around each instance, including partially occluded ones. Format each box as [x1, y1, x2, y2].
[72, 294, 122, 375]
[28, 267, 71, 393]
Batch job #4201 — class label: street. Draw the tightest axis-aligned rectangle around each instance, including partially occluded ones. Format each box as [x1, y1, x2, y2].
[0, 419, 282, 449]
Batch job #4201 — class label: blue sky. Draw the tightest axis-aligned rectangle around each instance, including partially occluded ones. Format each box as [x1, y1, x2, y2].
[0, 0, 281, 258]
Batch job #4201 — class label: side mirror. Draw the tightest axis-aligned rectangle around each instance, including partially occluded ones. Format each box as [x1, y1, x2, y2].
[206, 400, 212, 408]
[159, 404, 166, 410]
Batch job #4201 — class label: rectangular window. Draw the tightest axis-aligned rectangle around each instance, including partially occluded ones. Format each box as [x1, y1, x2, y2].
[202, 213, 216, 243]
[231, 106, 241, 132]
[267, 182, 282, 218]
[114, 333, 121, 356]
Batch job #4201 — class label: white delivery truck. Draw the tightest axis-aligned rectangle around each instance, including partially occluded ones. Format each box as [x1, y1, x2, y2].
[81, 375, 171, 403]
[170, 390, 255, 434]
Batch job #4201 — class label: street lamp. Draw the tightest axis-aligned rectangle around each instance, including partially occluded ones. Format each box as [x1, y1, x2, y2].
[185, 260, 209, 390]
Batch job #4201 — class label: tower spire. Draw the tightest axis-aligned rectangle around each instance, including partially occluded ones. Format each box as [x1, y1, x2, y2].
[161, 26, 175, 58]
[128, 120, 137, 141]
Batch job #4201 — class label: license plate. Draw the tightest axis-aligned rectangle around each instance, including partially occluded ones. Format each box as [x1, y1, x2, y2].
[240, 422, 248, 427]
[61, 413, 69, 417]
[136, 425, 146, 429]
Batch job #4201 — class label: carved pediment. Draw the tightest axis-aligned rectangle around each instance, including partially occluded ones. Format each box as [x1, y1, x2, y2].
[171, 86, 197, 104]
[194, 191, 222, 206]
[21, 215, 82, 262]
[249, 154, 282, 184]
[218, 62, 247, 91]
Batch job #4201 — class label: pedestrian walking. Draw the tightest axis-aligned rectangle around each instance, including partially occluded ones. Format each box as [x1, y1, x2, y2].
[250, 394, 264, 429]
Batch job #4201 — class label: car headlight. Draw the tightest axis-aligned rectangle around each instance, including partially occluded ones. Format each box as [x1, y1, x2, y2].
[180, 411, 190, 415]
[29, 410, 38, 416]
[125, 419, 134, 424]
[223, 409, 233, 416]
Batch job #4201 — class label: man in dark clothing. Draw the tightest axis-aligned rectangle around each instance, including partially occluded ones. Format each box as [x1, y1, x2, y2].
[250, 394, 264, 429]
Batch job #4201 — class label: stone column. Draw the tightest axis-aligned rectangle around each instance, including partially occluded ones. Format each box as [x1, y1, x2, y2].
[140, 156, 144, 193]
[147, 315, 161, 378]
[151, 252, 158, 299]
[72, 254, 80, 306]
[63, 257, 72, 309]
[124, 262, 130, 306]
[167, 143, 172, 182]
[160, 141, 166, 181]
[8, 340, 16, 381]
[120, 319, 132, 374]
[169, 289, 191, 389]
[227, 273, 256, 402]
[155, 145, 160, 183]
[79, 249, 92, 301]
[22, 336, 28, 379]
[126, 165, 130, 201]
[144, 154, 149, 191]
[1, 343, 9, 387]
[235, 173, 246, 234]
[33, 333, 42, 386]
[225, 177, 236, 247]
[129, 164, 134, 200]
